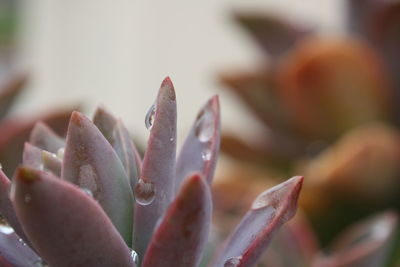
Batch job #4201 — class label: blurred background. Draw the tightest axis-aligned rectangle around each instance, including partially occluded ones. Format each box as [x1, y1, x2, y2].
[12, 0, 342, 142]
[1, 0, 400, 266]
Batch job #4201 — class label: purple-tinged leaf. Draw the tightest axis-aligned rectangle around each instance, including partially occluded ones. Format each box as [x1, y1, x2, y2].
[113, 120, 141, 191]
[93, 105, 118, 144]
[175, 96, 220, 192]
[219, 69, 293, 133]
[0, 73, 28, 120]
[41, 150, 62, 177]
[22, 143, 42, 169]
[134, 77, 177, 257]
[142, 173, 212, 267]
[0, 170, 29, 244]
[11, 167, 136, 267]
[62, 111, 133, 245]
[313, 211, 398, 267]
[29, 122, 65, 153]
[0, 107, 72, 176]
[0, 223, 42, 267]
[261, 212, 320, 267]
[93, 106, 142, 189]
[234, 13, 312, 59]
[211, 176, 304, 267]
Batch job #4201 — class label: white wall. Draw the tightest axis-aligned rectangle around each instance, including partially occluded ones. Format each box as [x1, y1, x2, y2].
[15, 0, 344, 145]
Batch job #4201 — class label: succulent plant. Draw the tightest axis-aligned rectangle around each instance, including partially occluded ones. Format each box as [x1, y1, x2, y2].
[0, 77, 303, 266]
[218, 0, 400, 250]
[0, 72, 73, 177]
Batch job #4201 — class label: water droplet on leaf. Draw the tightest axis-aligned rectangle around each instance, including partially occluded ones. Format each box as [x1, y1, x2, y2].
[0, 224, 14, 235]
[134, 178, 155, 205]
[130, 249, 139, 265]
[195, 109, 214, 143]
[81, 188, 93, 198]
[145, 103, 156, 130]
[201, 148, 212, 161]
[34, 258, 48, 267]
[56, 148, 65, 159]
[224, 256, 242, 267]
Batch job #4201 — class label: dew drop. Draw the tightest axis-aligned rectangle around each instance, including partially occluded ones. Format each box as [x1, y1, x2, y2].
[134, 178, 155, 205]
[224, 256, 242, 267]
[34, 258, 48, 267]
[145, 103, 156, 130]
[195, 108, 214, 143]
[18, 238, 27, 246]
[169, 137, 174, 142]
[0, 224, 14, 235]
[56, 148, 65, 159]
[130, 249, 139, 265]
[81, 188, 93, 198]
[201, 148, 212, 161]
[24, 194, 32, 204]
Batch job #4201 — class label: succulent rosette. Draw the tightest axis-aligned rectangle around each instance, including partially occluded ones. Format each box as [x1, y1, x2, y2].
[218, 0, 400, 251]
[0, 77, 303, 266]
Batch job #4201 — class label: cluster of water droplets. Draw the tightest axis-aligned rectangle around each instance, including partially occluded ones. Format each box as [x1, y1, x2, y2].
[195, 108, 214, 163]
[134, 178, 155, 206]
[145, 103, 157, 131]
[224, 256, 242, 267]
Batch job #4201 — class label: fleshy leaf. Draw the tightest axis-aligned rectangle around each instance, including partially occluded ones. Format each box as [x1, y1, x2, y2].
[0, 107, 72, 176]
[313, 211, 398, 267]
[29, 122, 65, 153]
[62, 111, 133, 245]
[93, 106, 142, 189]
[11, 167, 136, 267]
[234, 13, 312, 58]
[261, 212, 320, 267]
[175, 95, 220, 192]
[93, 105, 118, 144]
[0, 223, 42, 267]
[0, 73, 28, 120]
[134, 77, 177, 257]
[0, 170, 29, 244]
[211, 176, 304, 267]
[41, 150, 62, 177]
[142, 173, 212, 267]
[113, 120, 141, 191]
[22, 143, 42, 169]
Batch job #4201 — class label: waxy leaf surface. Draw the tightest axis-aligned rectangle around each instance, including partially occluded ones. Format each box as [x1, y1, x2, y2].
[11, 167, 135, 267]
[63, 112, 133, 245]
[211, 176, 303, 267]
[143, 173, 212, 267]
[134, 77, 177, 257]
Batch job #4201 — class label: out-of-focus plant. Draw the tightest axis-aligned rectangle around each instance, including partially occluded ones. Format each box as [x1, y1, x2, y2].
[213, 173, 399, 267]
[218, 0, 400, 247]
[0, 77, 303, 266]
[0, 73, 73, 177]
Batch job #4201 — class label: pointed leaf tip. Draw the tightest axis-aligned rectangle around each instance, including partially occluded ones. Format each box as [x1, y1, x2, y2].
[160, 76, 176, 101]
[63, 111, 133, 246]
[211, 176, 304, 267]
[134, 77, 177, 256]
[15, 167, 41, 184]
